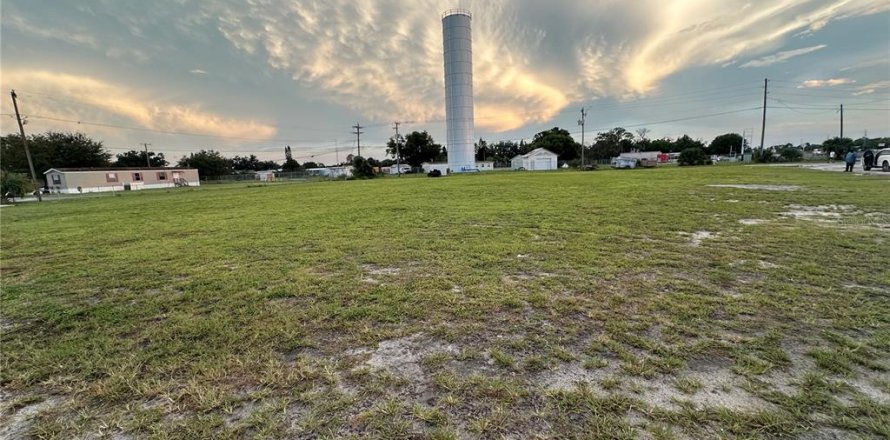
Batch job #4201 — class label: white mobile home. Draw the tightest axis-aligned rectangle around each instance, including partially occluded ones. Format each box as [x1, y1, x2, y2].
[43, 168, 200, 194]
[511, 148, 558, 171]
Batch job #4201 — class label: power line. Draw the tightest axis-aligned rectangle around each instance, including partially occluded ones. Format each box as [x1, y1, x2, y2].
[352, 123, 364, 158]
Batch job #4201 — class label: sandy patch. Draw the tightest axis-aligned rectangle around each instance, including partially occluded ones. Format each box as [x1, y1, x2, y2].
[364, 334, 459, 380]
[709, 184, 801, 191]
[539, 360, 771, 412]
[739, 219, 767, 225]
[0, 395, 64, 439]
[362, 264, 401, 276]
[681, 231, 719, 247]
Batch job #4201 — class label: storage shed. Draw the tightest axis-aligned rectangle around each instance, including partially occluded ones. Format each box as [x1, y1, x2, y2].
[511, 148, 558, 171]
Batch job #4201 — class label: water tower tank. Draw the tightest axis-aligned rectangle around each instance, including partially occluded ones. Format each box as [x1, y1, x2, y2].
[442, 9, 475, 172]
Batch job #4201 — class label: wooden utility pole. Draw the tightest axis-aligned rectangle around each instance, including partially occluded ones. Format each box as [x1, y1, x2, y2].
[578, 108, 586, 169]
[142, 143, 152, 167]
[392, 121, 402, 177]
[352, 123, 364, 158]
[839, 104, 844, 139]
[9, 90, 41, 202]
[759, 78, 768, 150]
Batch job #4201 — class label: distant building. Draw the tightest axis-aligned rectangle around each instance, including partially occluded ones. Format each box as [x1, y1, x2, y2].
[511, 148, 558, 171]
[43, 168, 199, 194]
[422, 163, 450, 175]
[256, 170, 276, 182]
[306, 167, 352, 178]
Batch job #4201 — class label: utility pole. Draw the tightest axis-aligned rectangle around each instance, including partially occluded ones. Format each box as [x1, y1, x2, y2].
[392, 121, 402, 177]
[577, 108, 586, 169]
[9, 90, 41, 202]
[141, 143, 152, 167]
[759, 78, 768, 150]
[352, 123, 364, 158]
[839, 104, 844, 139]
[334, 140, 339, 166]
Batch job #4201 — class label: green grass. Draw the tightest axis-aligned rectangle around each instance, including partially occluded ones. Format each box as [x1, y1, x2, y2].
[2, 166, 889, 438]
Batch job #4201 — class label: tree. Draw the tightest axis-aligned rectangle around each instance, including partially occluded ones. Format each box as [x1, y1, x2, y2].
[528, 127, 581, 161]
[1, 131, 111, 176]
[386, 131, 442, 168]
[232, 154, 262, 171]
[673, 135, 705, 153]
[490, 141, 521, 165]
[1, 170, 36, 200]
[775, 145, 803, 162]
[282, 146, 301, 172]
[351, 156, 376, 179]
[822, 137, 854, 157]
[115, 149, 168, 167]
[177, 150, 232, 178]
[590, 127, 634, 160]
[475, 138, 490, 161]
[678, 147, 709, 166]
[650, 138, 674, 153]
[302, 161, 322, 169]
[708, 133, 745, 156]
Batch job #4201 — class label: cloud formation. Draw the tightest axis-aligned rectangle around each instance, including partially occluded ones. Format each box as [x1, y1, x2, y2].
[1, 71, 277, 140]
[799, 78, 855, 88]
[739, 45, 827, 68]
[201, 0, 886, 130]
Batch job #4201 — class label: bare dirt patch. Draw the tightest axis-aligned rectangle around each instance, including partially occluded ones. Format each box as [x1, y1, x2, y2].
[680, 231, 719, 247]
[0, 394, 64, 439]
[362, 264, 402, 276]
[708, 184, 801, 191]
[363, 333, 459, 380]
[781, 205, 857, 223]
[739, 218, 767, 225]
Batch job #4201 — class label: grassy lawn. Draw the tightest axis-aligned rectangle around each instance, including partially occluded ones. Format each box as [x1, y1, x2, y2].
[1, 166, 888, 439]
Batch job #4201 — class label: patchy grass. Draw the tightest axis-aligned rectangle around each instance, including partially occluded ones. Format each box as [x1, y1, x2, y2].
[2, 166, 888, 438]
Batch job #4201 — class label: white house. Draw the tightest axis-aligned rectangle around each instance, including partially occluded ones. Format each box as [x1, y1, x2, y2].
[511, 148, 558, 171]
[476, 161, 495, 171]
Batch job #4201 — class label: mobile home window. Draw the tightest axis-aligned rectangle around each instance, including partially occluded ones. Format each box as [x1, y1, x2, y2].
[133, 172, 143, 181]
[51, 174, 61, 184]
[106, 173, 118, 183]
[157, 172, 167, 180]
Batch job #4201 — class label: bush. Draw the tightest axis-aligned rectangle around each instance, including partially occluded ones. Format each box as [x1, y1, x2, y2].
[778, 147, 803, 162]
[1, 171, 36, 200]
[678, 147, 708, 166]
[351, 156, 376, 179]
[752, 148, 777, 163]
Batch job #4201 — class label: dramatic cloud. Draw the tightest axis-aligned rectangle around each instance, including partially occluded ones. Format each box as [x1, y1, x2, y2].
[799, 78, 856, 88]
[739, 45, 827, 68]
[2, 0, 887, 137]
[202, 0, 886, 129]
[1, 71, 277, 140]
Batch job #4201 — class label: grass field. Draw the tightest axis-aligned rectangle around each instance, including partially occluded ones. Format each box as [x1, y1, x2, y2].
[1, 166, 888, 439]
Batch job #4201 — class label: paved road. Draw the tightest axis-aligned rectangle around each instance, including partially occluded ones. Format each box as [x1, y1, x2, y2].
[798, 161, 889, 176]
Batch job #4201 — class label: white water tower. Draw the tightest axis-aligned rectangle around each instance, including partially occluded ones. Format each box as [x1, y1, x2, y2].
[442, 9, 475, 172]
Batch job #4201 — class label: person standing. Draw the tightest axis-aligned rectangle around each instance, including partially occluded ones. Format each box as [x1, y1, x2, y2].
[829, 150, 835, 162]
[844, 151, 857, 172]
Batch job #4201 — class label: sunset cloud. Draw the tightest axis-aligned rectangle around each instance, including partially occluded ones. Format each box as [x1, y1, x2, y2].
[799, 78, 856, 88]
[0, 71, 277, 140]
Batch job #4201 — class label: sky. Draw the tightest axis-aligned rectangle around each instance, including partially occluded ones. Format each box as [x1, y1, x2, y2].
[1, 0, 889, 165]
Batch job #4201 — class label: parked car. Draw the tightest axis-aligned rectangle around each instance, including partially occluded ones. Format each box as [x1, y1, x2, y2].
[865, 148, 890, 172]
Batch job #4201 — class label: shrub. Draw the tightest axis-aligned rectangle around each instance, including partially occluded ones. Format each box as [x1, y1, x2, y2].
[777, 147, 803, 162]
[752, 148, 777, 163]
[678, 147, 708, 166]
[351, 156, 376, 179]
[1, 171, 36, 200]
